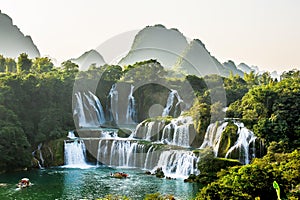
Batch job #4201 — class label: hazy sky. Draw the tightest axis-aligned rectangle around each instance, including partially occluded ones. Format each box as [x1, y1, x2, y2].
[1, 0, 299, 72]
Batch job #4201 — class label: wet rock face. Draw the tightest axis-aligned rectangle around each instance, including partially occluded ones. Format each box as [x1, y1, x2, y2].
[32, 139, 65, 168]
[0, 11, 40, 58]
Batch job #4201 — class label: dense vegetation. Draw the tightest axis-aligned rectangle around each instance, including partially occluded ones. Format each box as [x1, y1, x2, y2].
[0, 54, 77, 171]
[0, 53, 299, 199]
[196, 149, 300, 199]
[196, 70, 300, 199]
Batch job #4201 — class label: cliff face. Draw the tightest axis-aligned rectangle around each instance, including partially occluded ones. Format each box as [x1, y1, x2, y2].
[0, 10, 40, 58]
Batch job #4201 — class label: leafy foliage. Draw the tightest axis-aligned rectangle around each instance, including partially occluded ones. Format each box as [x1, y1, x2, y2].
[227, 70, 300, 150]
[0, 105, 31, 170]
[196, 150, 300, 199]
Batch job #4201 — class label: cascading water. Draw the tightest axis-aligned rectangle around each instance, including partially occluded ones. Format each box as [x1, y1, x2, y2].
[88, 91, 105, 124]
[74, 92, 86, 127]
[130, 121, 164, 140]
[38, 143, 45, 167]
[153, 150, 198, 179]
[72, 85, 260, 177]
[131, 116, 193, 147]
[162, 90, 184, 117]
[200, 121, 228, 156]
[225, 122, 257, 164]
[74, 91, 105, 127]
[144, 145, 155, 169]
[64, 139, 90, 168]
[107, 84, 119, 123]
[67, 131, 76, 139]
[91, 118, 199, 178]
[32, 143, 45, 169]
[161, 116, 193, 147]
[96, 139, 146, 168]
[200, 121, 258, 164]
[126, 85, 136, 124]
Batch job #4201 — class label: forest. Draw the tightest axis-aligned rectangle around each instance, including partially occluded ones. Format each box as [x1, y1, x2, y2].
[0, 53, 299, 199]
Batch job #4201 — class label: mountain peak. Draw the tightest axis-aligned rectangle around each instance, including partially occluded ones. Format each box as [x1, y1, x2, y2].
[70, 49, 106, 70]
[119, 24, 188, 67]
[191, 39, 206, 48]
[0, 11, 40, 58]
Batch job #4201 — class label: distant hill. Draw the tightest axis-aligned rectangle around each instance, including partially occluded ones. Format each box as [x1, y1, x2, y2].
[70, 49, 106, 70]
[119, 25, 247, 77]
[175, 39, 226, 76]
[0, 10, 40, 58]
[119, 24, 188, 68]
[237, 63, 255, 74]
[237, 62, 280, 79]
[222, 60, 244, 77]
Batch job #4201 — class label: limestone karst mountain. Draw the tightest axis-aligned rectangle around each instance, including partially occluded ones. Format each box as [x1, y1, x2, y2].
[174, 39, 226, 76]
[222, 60, 244, 77]
[0, 10, 40, 58]
[70, 49, 106, 70]
[119, 24, 189, 68]
[119, 25, 248, 77]
[237, 63, 256, 74]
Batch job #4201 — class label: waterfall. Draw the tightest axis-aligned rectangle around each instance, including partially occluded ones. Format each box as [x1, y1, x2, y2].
[200, 121, 228, 156]
[200, 121, 258, 164]
[145, 121, 155, 140]
[144, 145, 155, 169]
[126, 85, 136, 123]
[97, 139, 146, 168]
[162, 90, 183, 117]
[95, 138, 198, 178]
[32, 143, 45, 169]
[107, 84, 119, 123]
[74, 91, 105, 127]
[131, 116, 192, 147]
[130, 120, 164, 140]
[88, 91, 105, 124]
[161, 116, 193, 147]
[64, 139, 90, 168]
[74, 92, 86, 127]
[67, 131, 76, 139]
[38, 143, 45, 167]
[225, 122, 257, 164]
[153, 150, 198, 178]
[126, 142, 138, 167]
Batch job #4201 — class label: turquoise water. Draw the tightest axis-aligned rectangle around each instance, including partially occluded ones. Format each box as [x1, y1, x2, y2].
[0, 166, 200, 200]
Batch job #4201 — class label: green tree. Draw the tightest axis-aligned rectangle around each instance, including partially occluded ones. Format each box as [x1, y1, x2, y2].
[0, 105, 31, 171]
[32, 57, 54, 72]
[0, 55, 5, 72]
[5, 58, 17, 73]
[61, 60, 79, 73]
[101, 64, 123, 81]
[17, 53, 32, 73]
[196, 150, 300, 199]
[123, 59, 167, 82]
[224, 74, 248, 106]
[259, 72, 273, 85]
[280, 69, 300, 80]
[227, 71, 300, 149]
[244, 71, 259, 87]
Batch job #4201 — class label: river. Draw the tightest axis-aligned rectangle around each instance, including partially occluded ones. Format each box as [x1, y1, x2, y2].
[0, 166, 200, 200]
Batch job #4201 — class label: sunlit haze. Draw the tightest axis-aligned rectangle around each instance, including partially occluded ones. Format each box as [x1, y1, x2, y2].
[1, 0, 300, 72]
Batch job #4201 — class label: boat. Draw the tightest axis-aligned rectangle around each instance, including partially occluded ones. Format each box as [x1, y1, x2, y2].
[110, 172, 129, 178]
[17, 178, 32, 189]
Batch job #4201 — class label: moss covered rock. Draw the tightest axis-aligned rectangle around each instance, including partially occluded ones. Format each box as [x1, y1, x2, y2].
[40, 138, 65, 167]
[217, 122, 238, 157]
